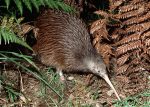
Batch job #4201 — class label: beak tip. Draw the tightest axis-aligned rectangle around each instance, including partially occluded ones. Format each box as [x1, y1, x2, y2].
[102, 74, 121, 101]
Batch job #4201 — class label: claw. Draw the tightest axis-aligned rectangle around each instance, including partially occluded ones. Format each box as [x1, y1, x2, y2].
[58, 69, 65, 83]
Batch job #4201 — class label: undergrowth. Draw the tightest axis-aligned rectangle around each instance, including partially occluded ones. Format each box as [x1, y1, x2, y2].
[0, 0, 73, 106]
[0, 0, 149, 106]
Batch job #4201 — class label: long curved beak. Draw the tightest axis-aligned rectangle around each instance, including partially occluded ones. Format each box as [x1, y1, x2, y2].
[102, 75, 121, 101]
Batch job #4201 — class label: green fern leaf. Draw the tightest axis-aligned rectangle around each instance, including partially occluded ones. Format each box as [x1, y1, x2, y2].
[48, 0, 59, 10]
[44, 0, 73, 12]
[13, 0, 23, 15]
[44, 0, 53, 7]
[56, 1, 74, 12]
[31, 0, 40, 12]
[22, 0, 32, 12]
[11, 52, 38, 70]
[4, 0, 73, 15]
[0, 27, 32, 50]
[5, 0, 11, 9]
[1, 28, 8, 44]
[39, 0, 45, 6]
[12, 35, 32, 50]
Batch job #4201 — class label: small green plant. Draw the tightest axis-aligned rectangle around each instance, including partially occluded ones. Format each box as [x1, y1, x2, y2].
[91, 90, 100, 100]
[114, 90, 150, 107]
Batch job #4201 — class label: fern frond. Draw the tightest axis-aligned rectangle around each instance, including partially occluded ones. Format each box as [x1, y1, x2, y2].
[140, 22, 150, 33]
[111, 34, 119, 40]
[90, 19, 107, 34]
[13, 0, 23, 15]
[141, 31, 150, 40]
[96, 44, 112, 65]
[94, 10, 110, 19]
[116, 33, 141, 46]
[109, 0, 124, 10]
[130, 54, 140, 64]
[123, 12, 150, 26]
[107, 0, 149, 96]
[22, 0, 32, 12]
[116, 64, 129, 74]
[18, 24, 37, 37]
[92, 34, 102, 46]
[90, 19, 109, 41]
[39, 0, 45, 6]
[0, 27, 32, 50]
[116, 40, 143, 56]
[143, 48, 150, 55]
[119, 3, 141, 13]
[4, 0, 73, 15]
[141, 53, 150, 62]
[125, 22, 150, 34]
[96, 28, 108, 40]
[4, 0, 10, 9]
[114, 6, 146, 19]
[0, 16, 32, 50]
[31, 0, 40, 11]
[117, 54, 130, 66]
[110, 28, 126, 37]
[56, 1, 74, 12]
[130, 0, 144, 5]
[145, 38, 150, 46]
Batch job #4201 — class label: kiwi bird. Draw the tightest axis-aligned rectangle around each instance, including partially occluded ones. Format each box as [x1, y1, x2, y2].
[33, 9, 121, 100]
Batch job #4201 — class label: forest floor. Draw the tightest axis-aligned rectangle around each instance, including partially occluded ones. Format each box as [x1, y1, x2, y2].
[0, 63, 149, 107]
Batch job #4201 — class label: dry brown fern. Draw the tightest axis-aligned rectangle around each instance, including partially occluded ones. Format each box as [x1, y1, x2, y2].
[116, 40, 143, 56]
[90, 0, 150, 97]
[117, 53, 130, 66]
[111, 0, 150, 96]
[90, 19, 107, 35]
[142, 31, 150, 39]
[111, 34, 119, 40]
[143, 48, 150, 55]
[119, 3, 142, 13]
[115, 64, 129, 74]
[19, 24, 39, 38]
[125, 22, 150, 34]
[109, 0, 124, 10]
[130, 0, 145, 5]
[97, 44, 112, 65]
[123, 12, 150, 25]
[112, 0, 150, 72]
[115, 33, 141, 46]
[90, 16, 111, 66]
[94, 10, 110, 19]
[89, 0, 150, 99]
[114, 7, 146, 19]
[145, 38, 150, 46]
